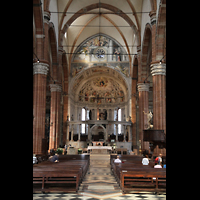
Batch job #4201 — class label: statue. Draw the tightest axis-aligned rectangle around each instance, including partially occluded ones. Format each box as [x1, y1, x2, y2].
[143, 111, 153, 129]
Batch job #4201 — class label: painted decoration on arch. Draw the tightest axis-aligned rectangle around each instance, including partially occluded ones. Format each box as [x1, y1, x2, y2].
[78, 77, 125, 104]
[70, 34, 130, 78]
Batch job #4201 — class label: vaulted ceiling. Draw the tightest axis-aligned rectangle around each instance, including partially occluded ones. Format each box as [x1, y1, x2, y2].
[49, 0, 153, 65]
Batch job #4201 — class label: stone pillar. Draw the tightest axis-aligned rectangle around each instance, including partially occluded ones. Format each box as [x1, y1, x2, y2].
[33, 62, 49, 155]
[49, 84, 61, 151]
[108, 39, 113, 61]
[71, 125, 74, 141]
[78, 124, 81, 141]
[116, 124, 118, 142]
[150, 63, 166, 134]
[55, 86, 62, 148]
[105, 124, 108, 142]
[137, 83, 149, 150]
[66, 124, 69, 142]
[128, 125, 132, 142]
[123, 125, 126, 142]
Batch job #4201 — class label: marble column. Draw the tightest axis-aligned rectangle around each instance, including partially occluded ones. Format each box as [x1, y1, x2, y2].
[150, 63, 166, 134]
[137, 83, 149, 150]
[33, 62, 49, 155]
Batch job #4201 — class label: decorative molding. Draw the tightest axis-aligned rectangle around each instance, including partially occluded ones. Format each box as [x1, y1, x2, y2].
[36, 34, 45, 38]
[149, 11, 156, 26]
[137, 83, 150, 92]
[150, 63, 166, 76]
[49, 84, 62, 92]
[137, 45, 141, 52]
[33, 62, 49, 75]
[44, 11, 51, 24]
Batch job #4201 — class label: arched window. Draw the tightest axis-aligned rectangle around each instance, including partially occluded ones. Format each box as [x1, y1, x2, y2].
[82, 108, 85, 133]
[118, 108, 121, 134]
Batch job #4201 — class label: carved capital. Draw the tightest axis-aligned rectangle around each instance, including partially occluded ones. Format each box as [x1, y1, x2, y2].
[33, 62, 49, 75]
[150, 63, 166, 76]
[137, 83, 150, 92]
[49, 84, 62, 92]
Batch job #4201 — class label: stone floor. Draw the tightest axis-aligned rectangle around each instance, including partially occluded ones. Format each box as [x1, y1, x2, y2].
[33, 154, 166, 200]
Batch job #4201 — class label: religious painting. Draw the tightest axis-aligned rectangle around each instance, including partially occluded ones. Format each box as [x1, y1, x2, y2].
[71, 34, 130, 79]
[72, 34, 129, 63]
[113, 48, 121, 61]
[93, 77, 108, 88]
[78, 77, 125, 104]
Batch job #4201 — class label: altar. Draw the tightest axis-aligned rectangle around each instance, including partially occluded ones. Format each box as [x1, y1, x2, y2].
[87, 145, 112, 154]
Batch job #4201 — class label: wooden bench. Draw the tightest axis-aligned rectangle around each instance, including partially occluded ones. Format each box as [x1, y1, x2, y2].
[110, 155, 166, 194]
[33, 171, 80, 192]
[33, 155, 90, 193]
[121, 169, 166, 193]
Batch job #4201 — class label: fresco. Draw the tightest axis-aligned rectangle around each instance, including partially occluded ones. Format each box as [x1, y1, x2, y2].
[72, 35, 128, 62]
[78, 78, 125, 104]
[70, 34, 130, 78]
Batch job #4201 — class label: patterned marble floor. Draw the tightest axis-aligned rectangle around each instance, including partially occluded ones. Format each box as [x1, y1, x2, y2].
[33, 154, 166, 200]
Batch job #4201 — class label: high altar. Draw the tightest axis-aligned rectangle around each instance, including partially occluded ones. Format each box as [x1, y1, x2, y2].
[88, 142, 112, 154]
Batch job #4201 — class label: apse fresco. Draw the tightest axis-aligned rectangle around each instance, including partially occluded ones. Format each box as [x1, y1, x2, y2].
[71, 34, 130, 78]
[78, 78, 125, 103]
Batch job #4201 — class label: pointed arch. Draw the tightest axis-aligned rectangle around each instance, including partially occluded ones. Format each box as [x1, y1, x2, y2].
[49, 22, 58, 80]
[156, 0, 166, 61]
[141, 23, 152, 82]
[59, 3, 140, 47]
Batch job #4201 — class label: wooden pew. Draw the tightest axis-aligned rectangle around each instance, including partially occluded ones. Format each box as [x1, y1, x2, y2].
[121, 169, 166, 193]
[33, 171, 80, 193]
[33, 155, 90, 193]
[110, 155, 166, 194]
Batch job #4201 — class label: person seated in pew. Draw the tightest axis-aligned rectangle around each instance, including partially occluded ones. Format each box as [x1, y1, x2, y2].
[142, 155, 149, 165]
[154, 162, 162, 168]
[49, 153, 59, 162]
[114, 155, 122, 163]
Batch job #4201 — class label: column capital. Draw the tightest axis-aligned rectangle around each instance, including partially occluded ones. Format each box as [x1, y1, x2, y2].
[137, 83, 150, 92]
[150, 63, 166, 76]
[149, 11, 157, 25]
[49, 84, 62, 92]
[44, 11, 51, 24]
[58, 46, 64, 55]
[33, 62, 49, 75]
[137, 45, 141, 53]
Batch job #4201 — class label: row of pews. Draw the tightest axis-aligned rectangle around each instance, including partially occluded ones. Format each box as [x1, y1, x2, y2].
[33, 155, 89, 193]
[111, 155, 166, 194]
